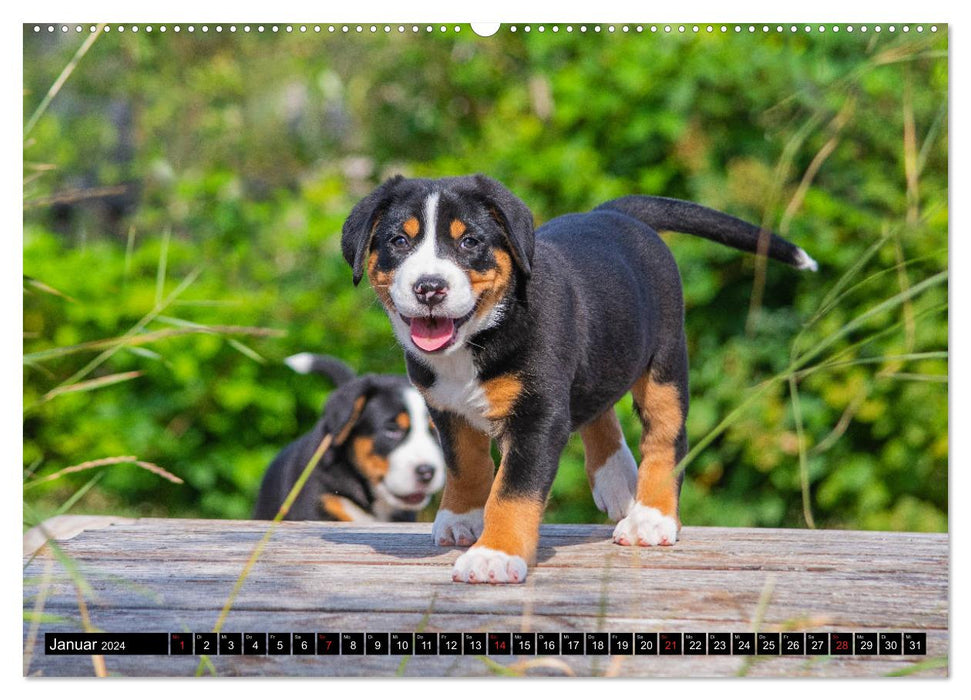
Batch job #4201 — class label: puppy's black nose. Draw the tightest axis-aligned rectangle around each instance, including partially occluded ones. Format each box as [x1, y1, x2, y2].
[415, 464, 437, 484]
[413, 276, 448, 307]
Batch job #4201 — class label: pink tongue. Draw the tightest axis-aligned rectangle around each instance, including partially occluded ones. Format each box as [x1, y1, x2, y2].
[410, 317, 456, 352]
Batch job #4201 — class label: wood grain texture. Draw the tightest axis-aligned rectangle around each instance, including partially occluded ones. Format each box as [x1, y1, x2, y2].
[23, 518, 948, 678]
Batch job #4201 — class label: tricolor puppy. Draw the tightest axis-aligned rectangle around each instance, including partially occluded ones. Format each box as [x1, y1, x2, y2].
[253, 353, 445, 522]
[341, 175, 816, 583]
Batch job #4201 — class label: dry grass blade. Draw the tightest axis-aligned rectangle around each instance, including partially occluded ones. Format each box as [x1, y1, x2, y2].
[24, 24, 104, 137]
[23, 521, 105, 676]
[793, 270, 947, 371]
[124, 225, 137, 281]
[24, 276, 76, 302]
[132, 460, 184, 484]
[24, 323, 283, 364]
[155, 227, 171, 307]
[74, 585, 106, 677]
[916, 100, 947, 176]
[810, 389, 868, 455]
[736, 573, 777, 677]
[24, 185, 131, 209]
[779, 96, 856, 235]
[25, 455, 183, 488]
[394, 593, 439, 676]
[879, 372, 947, 383]
[773, 614, 834, 632]
[39, 370, 142, 403]
[54, 473, 104, 516]
[744, 110, 823, 336]
[195, 426, 344, 676]
[796, 351, 948, 381]
[33, 267, 203, 395]
[23, 557, 54, 675]
[788, 374, 816, 528]
[799, 304, 947, 377]
[506, 657, 577, 676]
[884, 657, 949, 677]
[804, 234, 891, 331]
[227, 338, 266, 364]
[475, 655, 522, 676]
[870, 37, 944, 68]
[892, 233, 917, 357]
[680, 268, 946, 477]
[602, 654, 626, 678]
[902, 75, 920, 226]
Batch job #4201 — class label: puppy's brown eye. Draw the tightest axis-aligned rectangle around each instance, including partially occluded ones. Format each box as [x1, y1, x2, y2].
[459, 236, 480, 251]
[391, 235, 410, 250]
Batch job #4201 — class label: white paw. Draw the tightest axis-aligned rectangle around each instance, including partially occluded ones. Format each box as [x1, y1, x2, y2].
[591, 444, 638, 521]
[432, 508, 483, 547]
[613, 503, 679, 546]
[452, 546, 528, 584]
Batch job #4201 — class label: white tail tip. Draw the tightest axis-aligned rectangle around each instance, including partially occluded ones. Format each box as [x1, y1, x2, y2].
[794, 248, 819, 272]
[284, 352, 316, 374]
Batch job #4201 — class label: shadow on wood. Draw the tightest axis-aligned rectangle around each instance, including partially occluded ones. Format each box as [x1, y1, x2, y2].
[23, 517, 948, 678]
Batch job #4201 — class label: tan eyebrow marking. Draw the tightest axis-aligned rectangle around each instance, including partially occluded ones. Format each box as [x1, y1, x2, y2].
[450, 219, 467, 239]
[403, 217, 420, 237]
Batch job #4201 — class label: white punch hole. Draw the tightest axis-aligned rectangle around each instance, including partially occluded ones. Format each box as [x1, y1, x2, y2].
[471, 23, 501, 37]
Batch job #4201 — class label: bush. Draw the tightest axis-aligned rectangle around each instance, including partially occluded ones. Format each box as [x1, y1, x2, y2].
[23, 25, 947, 532]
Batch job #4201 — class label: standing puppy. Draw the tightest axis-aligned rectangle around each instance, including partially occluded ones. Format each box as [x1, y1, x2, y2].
[341, 175, 816, 583]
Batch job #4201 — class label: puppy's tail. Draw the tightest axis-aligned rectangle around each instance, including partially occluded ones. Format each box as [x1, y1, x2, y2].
[284, 352, 357, 386]
[597, 196, 818, 271]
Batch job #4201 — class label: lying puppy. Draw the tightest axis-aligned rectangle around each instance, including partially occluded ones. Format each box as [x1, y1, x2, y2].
[341, 175, 816, 582]
[253, 353, 445, 522]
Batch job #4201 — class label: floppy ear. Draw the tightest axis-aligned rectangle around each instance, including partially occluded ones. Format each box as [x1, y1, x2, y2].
[472, 174, 535, 277]
[341, 175, 405, 286]
[320, 376, 375, 446]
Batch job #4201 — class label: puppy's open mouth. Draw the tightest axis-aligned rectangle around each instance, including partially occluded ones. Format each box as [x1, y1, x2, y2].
[383, 488, 431, 511]
[397, 492, 428, 506]
[401, 311, 473, 353]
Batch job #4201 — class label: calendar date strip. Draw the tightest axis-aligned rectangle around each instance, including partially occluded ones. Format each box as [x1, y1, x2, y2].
[44, 631, 927, 656]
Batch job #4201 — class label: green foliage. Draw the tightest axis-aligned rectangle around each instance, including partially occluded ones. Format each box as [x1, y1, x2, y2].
[23, 25, 947, 532]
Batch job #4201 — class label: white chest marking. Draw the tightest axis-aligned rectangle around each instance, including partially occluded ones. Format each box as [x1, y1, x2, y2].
[420, 348, 491, 433]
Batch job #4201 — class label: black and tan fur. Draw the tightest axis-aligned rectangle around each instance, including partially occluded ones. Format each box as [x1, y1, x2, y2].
[253, 353, 445, 522]
[341, 175, 816, 582]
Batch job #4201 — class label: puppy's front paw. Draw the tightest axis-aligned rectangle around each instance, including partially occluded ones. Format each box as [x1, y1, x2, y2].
[452, 546, 528, 584]
[613, 503, 679, 546]
[432, 508, 484, 547]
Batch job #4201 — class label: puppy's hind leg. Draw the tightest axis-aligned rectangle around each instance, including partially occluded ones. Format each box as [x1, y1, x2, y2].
[614, 364, 688, 547]
[579, 407, 637, 521]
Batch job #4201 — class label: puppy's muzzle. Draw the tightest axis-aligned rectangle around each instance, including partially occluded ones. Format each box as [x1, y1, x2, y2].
[415, 464, 438, 485]
[413, 275, 449, 308]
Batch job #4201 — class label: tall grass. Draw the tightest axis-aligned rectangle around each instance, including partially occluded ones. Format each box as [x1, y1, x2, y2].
[188, 423, 350, 676]
[676, 261, 947, 515]
[21, 33, 289, 674]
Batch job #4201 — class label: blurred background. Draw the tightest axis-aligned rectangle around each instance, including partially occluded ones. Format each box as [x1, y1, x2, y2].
[23, 24, 947, 532]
